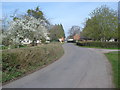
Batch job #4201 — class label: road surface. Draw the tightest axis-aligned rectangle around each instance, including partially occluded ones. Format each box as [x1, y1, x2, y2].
[3, 43, 114, 88]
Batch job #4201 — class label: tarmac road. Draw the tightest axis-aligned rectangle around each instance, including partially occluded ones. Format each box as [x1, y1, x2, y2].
[3, 43, 114, 88]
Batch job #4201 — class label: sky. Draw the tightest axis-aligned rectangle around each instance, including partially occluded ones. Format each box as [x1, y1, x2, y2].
[1, 2, 118, 36]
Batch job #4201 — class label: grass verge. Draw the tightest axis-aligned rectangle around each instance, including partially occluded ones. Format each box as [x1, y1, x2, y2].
[2, 42, 64, 84]
[105, 51, 119, 88]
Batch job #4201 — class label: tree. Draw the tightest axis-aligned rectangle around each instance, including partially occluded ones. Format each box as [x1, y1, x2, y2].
[2, 14, 9, 31]
[82, 18, 101, 41]
[27, 6, 43, 19]
[0, 20, 2, 45]
[8, 16, 49, 45]
[82, 5, 118, 41]
[2, 7, 50, 46]
[68, 25, 81, 38]
[27, 6, 50, 25]
[49, 24, 65, 41]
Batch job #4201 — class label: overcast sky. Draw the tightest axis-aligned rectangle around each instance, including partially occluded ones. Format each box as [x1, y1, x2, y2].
[2, 2, 118, 36]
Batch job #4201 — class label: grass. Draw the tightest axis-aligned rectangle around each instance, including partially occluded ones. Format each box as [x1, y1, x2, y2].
[105, 51, 119, 88]
[2, 42, 64, 83]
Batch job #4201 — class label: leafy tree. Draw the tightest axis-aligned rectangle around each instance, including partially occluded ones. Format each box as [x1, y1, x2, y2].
[82, 18, 101, 41]
[27, 6, 43, 19]
[2, 7, 50, 47]
[82, 5, 118, 41]
[27, 6, 50, 25]
[49, 24, 65, 41]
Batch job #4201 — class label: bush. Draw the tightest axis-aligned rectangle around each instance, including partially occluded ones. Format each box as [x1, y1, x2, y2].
[76, 41, 119, 49]
[41, 37, 46, 43]
[2, 43, 64, 83]
[2, 37, 13, 46]
[1, 46, 8, 50]
[19, 44, 27, 48]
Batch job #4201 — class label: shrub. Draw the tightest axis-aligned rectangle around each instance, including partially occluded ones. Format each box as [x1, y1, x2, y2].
[76, 41, 119, 49]
[2, 43, 64, 83]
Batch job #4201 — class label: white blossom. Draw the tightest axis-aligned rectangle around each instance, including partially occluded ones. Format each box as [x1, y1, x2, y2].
[7, 15, 50, 44]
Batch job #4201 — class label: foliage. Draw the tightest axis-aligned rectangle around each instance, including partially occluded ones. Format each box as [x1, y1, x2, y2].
[49, 24, 65, 41]
[0, 44, 27, 50]
[105, 51, 119, 88]
[2, 43, 64, 83]
[82, 5, 118, 41]
[27, 6, 43, 19]
[2, 7, 50, 47]
[76, 41, 119, 49]
[2, 36, 14, 46]
[41, 37, 46, 43]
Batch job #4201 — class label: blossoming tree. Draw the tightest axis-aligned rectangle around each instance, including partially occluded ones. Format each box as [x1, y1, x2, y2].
[2, 7, 50, 47]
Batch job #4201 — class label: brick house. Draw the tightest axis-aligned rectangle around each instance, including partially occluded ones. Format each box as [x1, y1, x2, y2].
[73, 34, 80, 41]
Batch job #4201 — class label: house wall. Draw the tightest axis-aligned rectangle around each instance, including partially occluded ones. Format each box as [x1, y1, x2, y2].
[73, 34, 80, 40]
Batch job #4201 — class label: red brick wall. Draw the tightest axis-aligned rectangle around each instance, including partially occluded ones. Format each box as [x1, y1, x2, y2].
[73, 34, 80, 40]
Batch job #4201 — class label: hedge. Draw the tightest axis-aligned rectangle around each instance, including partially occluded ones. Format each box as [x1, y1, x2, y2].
[2, 43, 64, 83]
[76, 41, 119, 48]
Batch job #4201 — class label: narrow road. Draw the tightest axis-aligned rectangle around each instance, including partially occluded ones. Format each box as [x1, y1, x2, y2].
[3, 43, 114, 88]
